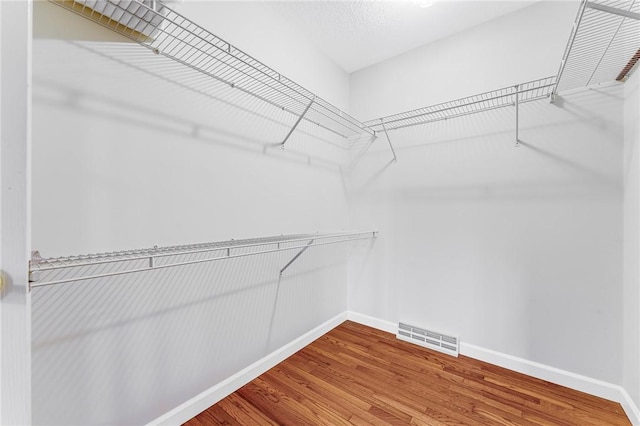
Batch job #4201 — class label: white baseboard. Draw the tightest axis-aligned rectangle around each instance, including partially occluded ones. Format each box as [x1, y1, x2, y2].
[347, 311, 640, 426]
[460, 342, 622, 402]
[147, 312, 348, 426]
[620, 388, 640, 426]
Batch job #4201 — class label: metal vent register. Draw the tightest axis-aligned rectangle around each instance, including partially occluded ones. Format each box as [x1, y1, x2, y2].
[397, 323, 459, 357]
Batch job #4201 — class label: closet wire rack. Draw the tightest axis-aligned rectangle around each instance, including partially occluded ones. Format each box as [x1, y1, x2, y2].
[29, 231, 378, 288]
[50, 0, 374, 141]
[553, 0, 640, 96]
[363, 76, 556, 133]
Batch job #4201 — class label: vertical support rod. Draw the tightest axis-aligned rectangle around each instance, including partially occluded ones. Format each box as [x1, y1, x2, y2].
[281, 97, 315, 149]
[0, 1, 33, 424]
[515, 84, 520, 147]
[380, 122, 398, 163]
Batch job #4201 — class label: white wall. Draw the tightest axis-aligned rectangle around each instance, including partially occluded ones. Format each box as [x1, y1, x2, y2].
[348, 1, 624, 386]
[31, 2, 354, 424]
[623, 69, 640, 407]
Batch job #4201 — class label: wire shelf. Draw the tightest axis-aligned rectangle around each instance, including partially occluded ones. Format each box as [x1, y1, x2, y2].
[554, 0, 640, 94]
[50, 0, 373, 140]
[30, 231, 378, 288]
[363, 76, 556, 133]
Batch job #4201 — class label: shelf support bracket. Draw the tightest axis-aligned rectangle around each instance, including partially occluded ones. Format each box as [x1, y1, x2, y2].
[29, 251, 43, 285]
[515, 84, 520, 147]
[381, 121, 398, 163]
[281, 97, 315, 149]
[280, 239, 314, 276]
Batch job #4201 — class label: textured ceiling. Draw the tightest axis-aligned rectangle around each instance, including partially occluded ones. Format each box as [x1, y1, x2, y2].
[267, 1, 539, 73]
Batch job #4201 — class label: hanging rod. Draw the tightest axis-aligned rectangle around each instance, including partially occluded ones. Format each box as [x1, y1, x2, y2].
[363, 76, 556, 133]
[50, 0, 373, 140]
[553, 0, 640, 96]
[29, 231, 378, 288]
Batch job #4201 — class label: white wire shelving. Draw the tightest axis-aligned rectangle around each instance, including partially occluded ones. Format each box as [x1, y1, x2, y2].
[29, 231, 378, 288]
[363, 77, 556, 134]
[360, 76, 556, 153]
[553, 0, 640, 96]
[49, 0, 639, 154]
[49, 0, 373, 143]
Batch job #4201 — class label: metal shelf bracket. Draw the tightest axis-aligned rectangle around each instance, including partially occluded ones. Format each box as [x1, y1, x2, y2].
[29, 251, 43, 285]
[281, 97, 315, 149]
[380, 121, 398, 163]
[280, 239, 314, 276]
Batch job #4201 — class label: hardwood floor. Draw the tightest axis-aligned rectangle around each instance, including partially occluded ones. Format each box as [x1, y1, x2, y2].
[185, 321, 631, 425]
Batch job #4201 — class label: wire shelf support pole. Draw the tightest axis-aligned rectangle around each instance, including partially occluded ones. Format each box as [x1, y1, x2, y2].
[281, 96, 315, 149]
[381, 121, 398, 163]
[280, 239, 314, 275]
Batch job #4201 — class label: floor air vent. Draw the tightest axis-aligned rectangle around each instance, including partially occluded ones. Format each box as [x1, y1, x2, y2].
[397, 322, 459, 357]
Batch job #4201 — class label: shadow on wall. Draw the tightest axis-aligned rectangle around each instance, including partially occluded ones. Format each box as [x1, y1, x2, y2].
[33, 39, 349, 172]
[349, 86, 623, 199]
[31, 242, 354, 425]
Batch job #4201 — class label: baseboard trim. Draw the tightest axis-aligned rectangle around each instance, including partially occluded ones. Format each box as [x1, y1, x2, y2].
[620, 387, 640, 426]
[460, 342, 622, 402]
[147, 312, 348, 426]
[347, 311, 640, 425]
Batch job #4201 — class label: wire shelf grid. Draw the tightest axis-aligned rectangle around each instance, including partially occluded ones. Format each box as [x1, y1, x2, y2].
[363, 76, 556, 133]
[50, 0, 373, 140]
[30, 231, 378, 287]
[554, 0, 639, 94]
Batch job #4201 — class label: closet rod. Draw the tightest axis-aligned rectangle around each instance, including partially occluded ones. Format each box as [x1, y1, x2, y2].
[29, 231, 378, 288]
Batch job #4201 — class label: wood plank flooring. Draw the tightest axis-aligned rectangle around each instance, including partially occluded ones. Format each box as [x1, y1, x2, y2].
[185, 321, 631, 425]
